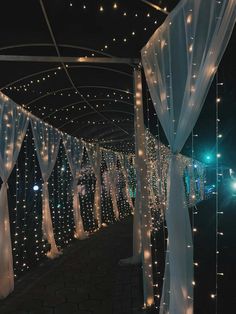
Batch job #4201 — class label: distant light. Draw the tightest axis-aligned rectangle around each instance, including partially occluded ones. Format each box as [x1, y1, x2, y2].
[205, 154, 212, 162]
[61, 167, 65, 171]
[194, 164, 197, 168]
[113, 3, 117, 9]
[217, 153, 221, 158]
[218, 134, 222, 138]
[100, 5, 104, 12]
[232, 182, 236, 190]
[33, 185, 39, 191]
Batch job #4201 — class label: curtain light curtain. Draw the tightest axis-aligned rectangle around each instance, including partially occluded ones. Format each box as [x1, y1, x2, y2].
[62, 134, 87, 239]
[119, 153, 135, 213]
[31, 117, 61, 259]
[86, 144, 102, 228]
[142, 1, 236, 313]
[103, 150, 119, 220]
[0, 96, 29, 298]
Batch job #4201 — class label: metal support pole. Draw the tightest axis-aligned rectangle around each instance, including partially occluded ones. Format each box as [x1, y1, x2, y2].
[0, 55, 140, 65]
[133, 66, 154, 308]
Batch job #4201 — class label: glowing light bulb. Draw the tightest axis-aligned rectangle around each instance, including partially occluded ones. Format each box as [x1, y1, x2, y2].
[232, 182, 236, 190]
[33, 185, 39, 191]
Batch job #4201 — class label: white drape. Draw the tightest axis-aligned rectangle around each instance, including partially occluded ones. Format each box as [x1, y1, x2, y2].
[63, 134, 87, 239]
[0, 96, 29, 298]
[103, 150, 119, 220]
[86, 144, 102, 228]
[31, 118, 61, 259]
[142, 1, 236, 313]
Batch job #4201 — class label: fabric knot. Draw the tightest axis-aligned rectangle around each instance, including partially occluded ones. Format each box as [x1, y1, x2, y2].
[2, 181, 9, 189]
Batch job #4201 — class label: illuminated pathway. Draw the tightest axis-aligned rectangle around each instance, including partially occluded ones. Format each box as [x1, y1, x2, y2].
[0, 217, 144, 314]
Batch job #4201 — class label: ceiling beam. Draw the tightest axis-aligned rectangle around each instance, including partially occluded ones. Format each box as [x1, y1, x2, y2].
[0, 55, 140, 65]
[45, 98, 134, 119]
[141, 0, 169, 14]
[26, 85, 133, 106]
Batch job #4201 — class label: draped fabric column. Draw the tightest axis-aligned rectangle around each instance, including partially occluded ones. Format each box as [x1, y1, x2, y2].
[103, 150, 119, 220]
[31, 118, 61, 259]
[119, 154, 135, 213]
[86, 144, 102, 228]
[63, 134, 87, 239]
[142, 1, 236, 313]
[0, 96, 29, 298]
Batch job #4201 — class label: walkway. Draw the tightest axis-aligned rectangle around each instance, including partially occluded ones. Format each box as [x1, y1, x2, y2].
[0, 217, 144, 314]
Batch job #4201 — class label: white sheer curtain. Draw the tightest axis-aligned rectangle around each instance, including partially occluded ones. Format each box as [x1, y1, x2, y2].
[103, 150, 119, 220]
[63, 134, 87, 239]
[0, 96, 29, 298]
[86, 144, 102, 228]
[142, 1, 236, 313]
[31, 117, 61, 259]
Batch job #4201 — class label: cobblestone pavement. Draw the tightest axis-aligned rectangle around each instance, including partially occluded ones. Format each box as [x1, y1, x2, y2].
[0, 217, 145, 314]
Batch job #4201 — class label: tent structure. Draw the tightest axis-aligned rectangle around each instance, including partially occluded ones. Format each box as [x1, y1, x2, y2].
[0, 1, 235, 313]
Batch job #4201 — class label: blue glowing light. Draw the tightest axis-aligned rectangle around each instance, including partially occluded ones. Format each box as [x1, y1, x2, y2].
[232, 182, 236, 190]
[33, 185, 39, 191]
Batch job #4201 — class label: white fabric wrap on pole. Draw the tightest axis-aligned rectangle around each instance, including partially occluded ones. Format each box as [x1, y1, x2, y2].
[104, 150, 119, 220]
[31, 117, 61, 259]
[86, 144, 102, 228]
[142, 1, 236, 313]
[62, 134, 86, 239]
[0, 97, 29, 298]
[41, 181, 59, 256]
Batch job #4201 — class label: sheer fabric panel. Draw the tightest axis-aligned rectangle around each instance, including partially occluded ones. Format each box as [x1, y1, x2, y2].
[103, 150, 119, 220]
[31, 118, 61, 259]
[63, 134, 86, 239]
[86, 144, 102, 228]
[0, 96, 29, 298]
[142, 1, 236, 313]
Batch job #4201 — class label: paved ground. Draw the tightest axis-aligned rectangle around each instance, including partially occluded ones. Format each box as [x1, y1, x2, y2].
[0, 217, 145, 314]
